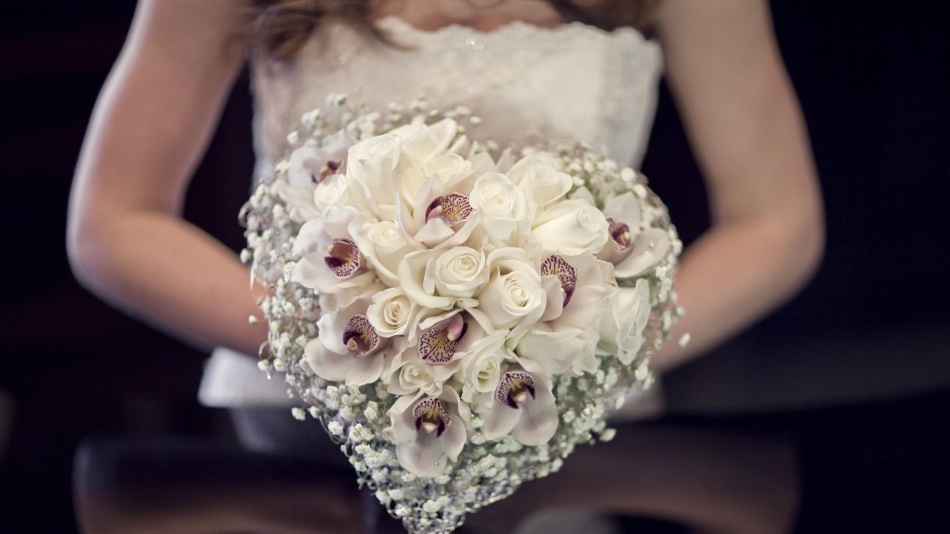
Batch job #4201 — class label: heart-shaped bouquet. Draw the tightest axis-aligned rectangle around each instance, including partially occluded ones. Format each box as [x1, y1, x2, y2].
[242, 96, 683, 533]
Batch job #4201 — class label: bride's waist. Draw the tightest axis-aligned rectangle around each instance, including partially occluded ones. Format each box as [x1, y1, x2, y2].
[198, 347, 291, 408]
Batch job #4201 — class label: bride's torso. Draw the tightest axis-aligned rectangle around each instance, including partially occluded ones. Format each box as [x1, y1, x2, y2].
[199, 11, 664, 407]
[250, 10, 662, 180]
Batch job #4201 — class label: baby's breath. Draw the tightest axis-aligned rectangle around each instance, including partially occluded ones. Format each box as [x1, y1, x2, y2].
[241, 96, 682, 534]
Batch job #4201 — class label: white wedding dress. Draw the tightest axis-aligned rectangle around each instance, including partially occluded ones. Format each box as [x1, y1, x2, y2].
[199, 14, 663, 414]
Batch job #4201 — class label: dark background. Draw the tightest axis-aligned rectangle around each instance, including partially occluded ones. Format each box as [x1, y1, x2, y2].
[1, 1, 948, 532]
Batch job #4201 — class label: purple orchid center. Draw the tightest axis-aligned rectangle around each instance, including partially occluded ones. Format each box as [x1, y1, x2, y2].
[495, 370, 537, 409]
[312, 159, 343, 184]
[607, 217, 633, 251]
[413, 396, 451, 437]
[425, 192, 473, 226]
[342, 313, 379, 357]
[418, 314, 467, 365]
[324, 238, 361, 279]
[540, 255, 577, 307]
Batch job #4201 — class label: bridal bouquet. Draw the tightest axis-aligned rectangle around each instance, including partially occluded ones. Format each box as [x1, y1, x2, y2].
[242, 96, 683, 533]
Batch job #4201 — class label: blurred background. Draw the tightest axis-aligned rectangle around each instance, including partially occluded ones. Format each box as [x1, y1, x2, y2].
[1, 1, 948, 532]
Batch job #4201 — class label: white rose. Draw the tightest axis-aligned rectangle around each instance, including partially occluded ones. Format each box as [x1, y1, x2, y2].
[468, 172, 531, 246]
[351, 217, 418, 286]
[390, 119, 461, 204]
[433, 247, 489, 298]
[530, 199, 610, 255]
[477, 248, 547, 338]
[312, 172, 347, 214]
[399, 249, 478, 311]
[479, 369, 558, 446]
[345, 133, 401, 220]
[458, 330, 509, 401]
[366, 287, 418, 338]
[507, 153, 572, 213]
[392, 359, 442, 397]
[384, 346, 458, 398]
[596, 278, 651, 365]
[392, 118, 458, 164]
[424, 153, 475, 185]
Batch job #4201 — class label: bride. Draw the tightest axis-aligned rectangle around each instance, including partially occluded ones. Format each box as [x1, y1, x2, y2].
[68, 1, 823, 533]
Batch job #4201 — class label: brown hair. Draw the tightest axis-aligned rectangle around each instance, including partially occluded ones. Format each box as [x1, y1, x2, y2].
[247, 0, 661, 61]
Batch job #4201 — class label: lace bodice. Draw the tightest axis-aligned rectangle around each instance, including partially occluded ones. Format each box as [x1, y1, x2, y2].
[250, 16, 662, 181]
[200, 15, 664, 408]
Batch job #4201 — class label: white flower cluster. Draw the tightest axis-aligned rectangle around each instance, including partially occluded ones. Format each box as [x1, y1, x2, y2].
[242, 97, 683, 533]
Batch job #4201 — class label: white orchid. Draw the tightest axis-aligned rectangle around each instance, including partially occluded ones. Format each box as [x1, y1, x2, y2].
[596, 278, 652, 365]
[304, 291, 394, 386]
[291, 205, 375, 303]
[389, 386, 470, 478]
[513, 252, 614, 375]
[480, 368, 558, 446]
[599, 192, 670, 279]
[402, 173, 482, 250]
[467, 172, 532, 247]
[276, 128, 357, 222]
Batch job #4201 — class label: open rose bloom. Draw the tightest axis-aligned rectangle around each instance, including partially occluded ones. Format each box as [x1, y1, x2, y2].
[243, 98, 683, 533]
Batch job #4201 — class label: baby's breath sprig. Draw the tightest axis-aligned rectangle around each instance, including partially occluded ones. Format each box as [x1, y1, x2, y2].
[241, 96, 682, 533]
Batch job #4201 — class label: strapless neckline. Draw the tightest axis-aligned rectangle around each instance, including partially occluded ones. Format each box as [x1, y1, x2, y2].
[373, 14, 652, 47]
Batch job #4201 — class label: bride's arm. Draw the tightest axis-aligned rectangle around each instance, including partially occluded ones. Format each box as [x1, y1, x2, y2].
[649, 0, 825, 372]
[67, 0, 268, 356]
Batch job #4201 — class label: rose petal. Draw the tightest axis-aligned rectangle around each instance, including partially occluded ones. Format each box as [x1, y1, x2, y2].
[516, 325, 594, 375]
[413, 218, 456, 247]
[602, 192, 641, 230]
[551, 285, 613, 330]
[304, 339, 350, 383]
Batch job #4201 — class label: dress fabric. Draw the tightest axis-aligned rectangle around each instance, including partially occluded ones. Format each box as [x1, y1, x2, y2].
[198, 15, 663, 409]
